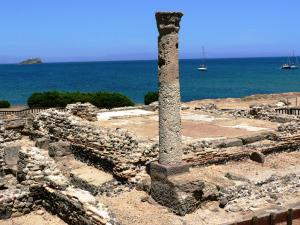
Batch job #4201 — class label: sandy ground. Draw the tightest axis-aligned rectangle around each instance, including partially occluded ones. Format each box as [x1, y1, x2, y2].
[96, 110, 277, 140]
[98, 151, 300, 225]
[0, 210, 67, 225]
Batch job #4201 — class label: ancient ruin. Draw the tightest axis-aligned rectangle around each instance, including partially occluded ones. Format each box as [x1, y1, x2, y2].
[150, 12, 206, 215]
[156, 12, 183, 165]
[0, 12, 299, 225]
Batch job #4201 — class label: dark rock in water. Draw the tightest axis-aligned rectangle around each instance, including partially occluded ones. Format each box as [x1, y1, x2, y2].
[20, 58, 43, 64]
[250, 151, 265, 163]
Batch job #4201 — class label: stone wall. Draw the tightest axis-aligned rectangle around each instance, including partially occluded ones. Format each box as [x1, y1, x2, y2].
[0, 125, 22, 144]
[66, 102, 98, 121]
[25, 109, 285, 182]
[0, 186, 42, 219]
[3, 144, 120, 224]
[196, 103, 300, 123]
[43, 186, 120, 225]
[26, 109, 156, 179]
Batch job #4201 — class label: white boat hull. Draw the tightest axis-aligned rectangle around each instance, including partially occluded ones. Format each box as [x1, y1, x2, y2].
[198, 67, 207, 71]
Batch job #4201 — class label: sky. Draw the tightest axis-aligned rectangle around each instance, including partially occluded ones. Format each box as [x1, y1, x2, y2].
[1, 0, 300, 63]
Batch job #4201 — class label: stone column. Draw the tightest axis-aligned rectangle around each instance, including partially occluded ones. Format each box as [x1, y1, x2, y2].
[156, 12, 183, 165]
[150, 12, 204, 216]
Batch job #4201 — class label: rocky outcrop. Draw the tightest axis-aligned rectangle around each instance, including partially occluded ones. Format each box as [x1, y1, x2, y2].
[20, 58, 43, 65]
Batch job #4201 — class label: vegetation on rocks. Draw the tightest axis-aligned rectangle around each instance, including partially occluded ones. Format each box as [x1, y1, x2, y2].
[0, 100, 11, 108]
[27, 91, 134, 109]
[144, 91, 158, 105]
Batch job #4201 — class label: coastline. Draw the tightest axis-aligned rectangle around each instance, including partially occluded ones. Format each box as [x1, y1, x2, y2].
[2, 91, 300, 110]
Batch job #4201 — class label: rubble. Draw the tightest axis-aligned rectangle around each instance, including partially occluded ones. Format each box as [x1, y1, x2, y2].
[66, 102, 98, 121]
[220, 173, 300, 213]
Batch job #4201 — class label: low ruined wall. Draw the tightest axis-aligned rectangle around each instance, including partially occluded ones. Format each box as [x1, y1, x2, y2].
[0, 125, 22, 144]
[15, 145, 119, 224]
[0, 121, 22, 172]
[196, 104, 300, 123]
[0, 187, 42, 219]
[25, 109, 284, 180]
[26, 109, 157, 179]
[43, 186, 119, 225]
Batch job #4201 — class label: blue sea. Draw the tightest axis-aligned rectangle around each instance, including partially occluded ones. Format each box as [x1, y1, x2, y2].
[0, 57, 300, 105]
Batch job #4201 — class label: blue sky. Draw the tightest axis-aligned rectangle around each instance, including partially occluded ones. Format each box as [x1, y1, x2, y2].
[1, 0, 300, 63]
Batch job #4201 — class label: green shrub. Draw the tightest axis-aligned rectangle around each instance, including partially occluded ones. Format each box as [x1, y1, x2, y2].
[0, 100, 10, 108]
[27, 91, 134, 109]
[144, 91, 158, 105]
[91, 92, 134, 109]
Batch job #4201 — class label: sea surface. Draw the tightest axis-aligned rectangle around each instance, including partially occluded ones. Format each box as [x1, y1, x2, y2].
[0, 57, 300, 105]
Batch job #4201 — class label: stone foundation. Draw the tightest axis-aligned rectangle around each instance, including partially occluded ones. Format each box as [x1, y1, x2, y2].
[43, 187, 120, 225]
[0, 144, 121, 224]
[150, 163, 218, 215]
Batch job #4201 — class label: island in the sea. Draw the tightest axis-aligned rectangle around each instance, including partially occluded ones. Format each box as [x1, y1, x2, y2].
[20, 57, 43, 64]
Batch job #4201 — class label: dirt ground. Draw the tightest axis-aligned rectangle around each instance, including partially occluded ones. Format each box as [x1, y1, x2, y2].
[98, 151, 300, 225]
[95, 92, 292, 140]
[96, 111, 277, 140]
[0, 210, 67, 225]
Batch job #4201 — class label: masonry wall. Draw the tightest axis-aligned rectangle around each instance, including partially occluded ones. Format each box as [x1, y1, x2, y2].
[25, 109, 289, 182]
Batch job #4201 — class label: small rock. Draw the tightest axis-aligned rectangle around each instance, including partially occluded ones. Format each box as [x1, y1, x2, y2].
[36, 209, 44, 215]
[22, 207, 31, 214]
[219, 198, 228, 208]
[250, 151, 265, 163]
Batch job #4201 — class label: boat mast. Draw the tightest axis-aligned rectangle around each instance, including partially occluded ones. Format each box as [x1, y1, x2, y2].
[202, 46, 206, 65]
[288, 55, 291, 65]
[293, 50, 299, 66]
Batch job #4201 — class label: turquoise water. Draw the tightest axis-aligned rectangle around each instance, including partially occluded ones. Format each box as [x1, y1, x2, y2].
[0, 57, 300, 105]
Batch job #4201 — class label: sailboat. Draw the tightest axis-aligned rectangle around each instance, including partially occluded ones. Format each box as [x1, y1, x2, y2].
[197, 46, 208, 71]
[281, 51, 299, 70]
[281, 56, 292, 70]
[290, 51, 299, 69]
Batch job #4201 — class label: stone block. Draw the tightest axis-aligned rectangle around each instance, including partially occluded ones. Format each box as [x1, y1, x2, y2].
[70, 166, 113, 195]
[217, 138, 243, 148]
[239, 132, 275, 145]
[4, 145, 20, 169]
[35, 138, 50, 150]
[150, 162, 190, 180]
[48, 141, 71, 157]
[149, 162, 217, 215]
[150, 171, 206, 216]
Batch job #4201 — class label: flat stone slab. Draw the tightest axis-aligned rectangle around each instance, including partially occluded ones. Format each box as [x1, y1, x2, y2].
[70, 166, 114, 195]
[4, 145, 20, 168]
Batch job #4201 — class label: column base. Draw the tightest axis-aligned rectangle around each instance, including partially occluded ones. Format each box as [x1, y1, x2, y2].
[150, 162, 190, 179]
[150, 162, 206, 216]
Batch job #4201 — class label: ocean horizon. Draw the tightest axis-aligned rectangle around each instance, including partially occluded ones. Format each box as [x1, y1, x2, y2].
[0, 57, 300, 105]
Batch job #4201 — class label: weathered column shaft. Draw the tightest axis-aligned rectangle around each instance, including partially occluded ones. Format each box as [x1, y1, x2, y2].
[156, 12, 183, 165]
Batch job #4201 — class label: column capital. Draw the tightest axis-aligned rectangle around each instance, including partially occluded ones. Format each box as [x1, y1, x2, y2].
[155, 12, 183, 35]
